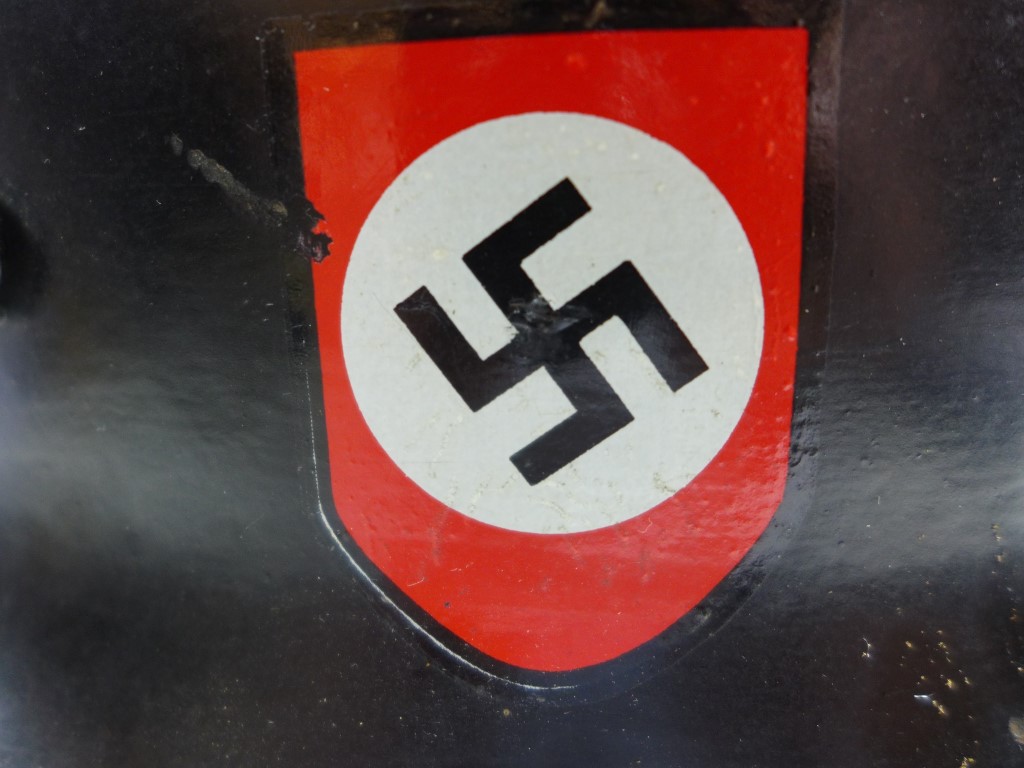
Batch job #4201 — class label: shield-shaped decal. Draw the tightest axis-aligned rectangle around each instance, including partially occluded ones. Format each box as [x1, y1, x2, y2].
[267, 20, 825, 683]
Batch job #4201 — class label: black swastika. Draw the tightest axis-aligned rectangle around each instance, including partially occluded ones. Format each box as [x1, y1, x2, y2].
[394, 178, 708, 485]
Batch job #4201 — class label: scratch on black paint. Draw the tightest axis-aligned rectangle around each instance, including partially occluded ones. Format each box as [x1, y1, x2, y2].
[169, 134, 331, 261]
[583, 0, 612, 28]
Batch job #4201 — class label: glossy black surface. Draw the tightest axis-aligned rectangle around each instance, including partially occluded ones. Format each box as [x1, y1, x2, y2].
[1, 1, 1023, 765]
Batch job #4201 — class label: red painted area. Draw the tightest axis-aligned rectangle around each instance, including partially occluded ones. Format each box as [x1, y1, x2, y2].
[295, 29, 807, 671]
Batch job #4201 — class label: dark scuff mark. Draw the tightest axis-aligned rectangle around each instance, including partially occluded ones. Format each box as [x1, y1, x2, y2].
[169, 134, 331, 262]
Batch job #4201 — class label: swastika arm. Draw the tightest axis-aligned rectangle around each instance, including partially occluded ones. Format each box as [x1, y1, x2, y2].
[511, 355, 634, 485]
[571, 261, 709, 391]
[463, 178, 591, 317]
[394, 286, 530, 411]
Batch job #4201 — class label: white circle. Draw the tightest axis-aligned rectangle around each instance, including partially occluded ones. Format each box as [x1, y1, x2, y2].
[342, 112, 763, 534]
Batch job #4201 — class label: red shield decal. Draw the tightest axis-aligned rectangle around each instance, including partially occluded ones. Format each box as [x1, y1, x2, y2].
[292, 28, 807, 674]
